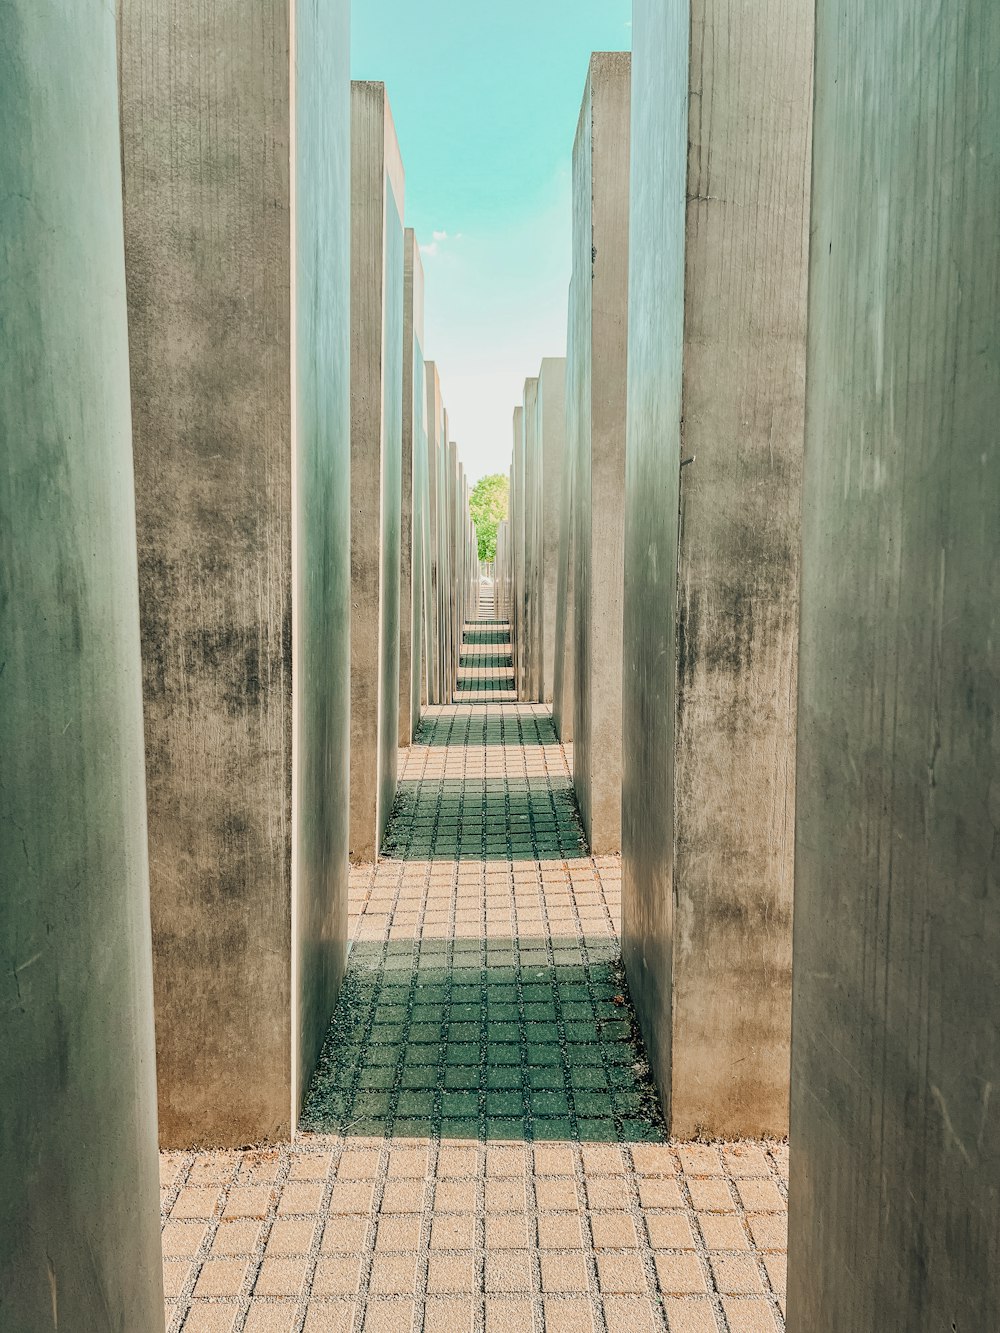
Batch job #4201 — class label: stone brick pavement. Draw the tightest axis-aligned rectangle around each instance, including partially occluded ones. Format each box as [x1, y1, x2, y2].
[160, 620, 787, 1332]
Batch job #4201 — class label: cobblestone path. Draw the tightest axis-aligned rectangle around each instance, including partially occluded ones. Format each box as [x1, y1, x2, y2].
[160, 618, 788, 1333]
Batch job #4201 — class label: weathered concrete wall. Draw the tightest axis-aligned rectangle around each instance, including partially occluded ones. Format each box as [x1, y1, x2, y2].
[450, 447, 464, 684]
[400, 232, 426, 744]
[413, 306, 430, 717]
[538, 358, 567, 703]
[349, 82, 404, 862]
[569, 53, 631, 854]
[523, 377, 541, 701]
[439, 414, 453, 699]
[552, 375, 576, 742]
[788, 4, 1000, 1328]
[620, 0, 687, 1136]
[622, 0, 811, 1139]
[0, 2, 164, 1323]
[425, 364, 444, 702]
[122, 0, 352, 1142]
[512, 407, 526, 696]
[291, 0, 352, 1122]
[496, 518, 511, 623]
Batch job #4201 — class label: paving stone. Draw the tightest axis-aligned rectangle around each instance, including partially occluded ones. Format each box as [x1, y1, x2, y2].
[300, 1304, 356, 1333]
[542, 1298, 595, 1332]
[244, 1303, 300, 1333]
[162, 1221, 209, 1258]
[722, 1297, 782, 1332]
[602, 1296, 660, 1333]
[485, 1297, 536, 1332]
[192, 1258, 248, 1298]
[181, 1304, 239, 1333]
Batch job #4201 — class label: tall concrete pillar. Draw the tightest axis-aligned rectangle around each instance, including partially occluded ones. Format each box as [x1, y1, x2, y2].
[537, 359, 567, 703]
[425, 364, 445, 703]
[788, 4, 1000, 1328]
[400, 232, 426, 743]
[0, 3, 163, 1325]
[553, 367, 576, 742]
[569, 52, 631, 853]
[120, 0, 352, 1142]
[523, 376, 541, 701]
[448, 443, 462, 697]
[512, 407, 526, 696]
[438, 413, 453, 701]
[350, 82, 405, 862]
[496, 520, 509, 621]
[508, 463, 516, 630]
[620, 0, 811, 1139]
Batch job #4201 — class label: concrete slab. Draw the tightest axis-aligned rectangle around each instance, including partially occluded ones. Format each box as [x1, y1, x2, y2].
[425, 364, 445, 703]
[1, 3, 163, 1322]
[349, 81, 405, 863]
[552, 377, 576, 744]
[512, 406, 526, 697]
[523, 376, 542, 702]
[622, 0, 811, 1139]
[292, 0, 353, 1125]
[120, 0, 352, 1143]
[538, 359, 567, 704]
[400, 231, 427, 743]
[568, 52, 631, 853]
[788, 4, 1000, 1328]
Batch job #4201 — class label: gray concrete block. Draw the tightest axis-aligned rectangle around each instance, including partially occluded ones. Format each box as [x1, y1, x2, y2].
[350, 82, 405, 862]
[425, 364, 445, 703]
[400, 232, 426, 743]
[788, 4, 1000, 1328]
[120, 0, 352, 1143]
[523, 377, 542, 702]
[513, 406, 526, 696]
[496, 519, 511, 622]
[292, 0, 353, 1122]
[553, 387, 576, 743]
[0, 2, 164, 1322]
[569, 52, 631, 854]
[622, 0, 811, 1139]
[538, 359, 567, 703]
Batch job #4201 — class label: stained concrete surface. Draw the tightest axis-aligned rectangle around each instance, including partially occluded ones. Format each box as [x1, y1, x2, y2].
[620, 0, 687, 1138]
[120, 0, 352, 1144]
[538, 359, 567, 704]
[552, 387, 576, 745]
[0, 2, 164, 1324]
[425, 364, 445, 704]
[349, 82, 405, 862]
[400, 232, 427, 745]
[512, 407, 527, 701]
[291, 0, 353, 1129]
[622, 0, 811, 1139]
[568, 53, 631, 854]
[787, 3, 1000, 1328]
[523, 377, 541, 702]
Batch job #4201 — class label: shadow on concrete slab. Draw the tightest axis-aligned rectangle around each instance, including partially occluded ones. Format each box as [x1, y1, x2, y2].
[413, 715, 559, 748]
[381, 778, 587, 861]
[300, 942, 666, 1144]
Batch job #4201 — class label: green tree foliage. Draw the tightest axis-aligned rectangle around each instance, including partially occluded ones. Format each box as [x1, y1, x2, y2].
[469, 472, 509, 563]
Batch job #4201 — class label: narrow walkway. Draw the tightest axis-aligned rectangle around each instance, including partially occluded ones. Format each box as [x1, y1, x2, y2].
[160, 617, 788, 1333]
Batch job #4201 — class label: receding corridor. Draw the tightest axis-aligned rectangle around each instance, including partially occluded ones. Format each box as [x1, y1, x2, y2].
[159, 617, 789, 1333]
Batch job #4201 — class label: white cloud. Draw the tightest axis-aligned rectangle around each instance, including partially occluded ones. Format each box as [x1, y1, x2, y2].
[420, 228, 465, 259]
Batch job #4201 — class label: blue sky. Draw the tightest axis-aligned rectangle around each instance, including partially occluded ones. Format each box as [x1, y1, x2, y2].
[352, 0, 631, 484]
